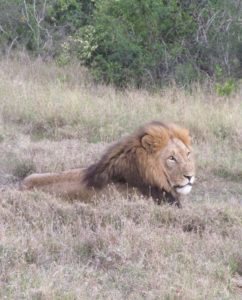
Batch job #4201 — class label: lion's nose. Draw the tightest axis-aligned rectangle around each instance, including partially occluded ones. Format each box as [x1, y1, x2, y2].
[184, 175, 195, 183]
[184, 175, 191, 180]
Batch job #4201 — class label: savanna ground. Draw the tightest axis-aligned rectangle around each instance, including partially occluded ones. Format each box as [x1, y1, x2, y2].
[0, 54, 242, 299]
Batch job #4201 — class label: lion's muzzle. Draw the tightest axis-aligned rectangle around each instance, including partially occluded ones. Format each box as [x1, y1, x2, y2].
[174, 175, 195, 195]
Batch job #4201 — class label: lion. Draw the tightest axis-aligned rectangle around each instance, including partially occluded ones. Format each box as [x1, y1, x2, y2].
[21, 121, 195, 207]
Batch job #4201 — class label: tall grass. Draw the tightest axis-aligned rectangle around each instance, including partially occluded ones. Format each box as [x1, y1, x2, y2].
[0, 55, 241, 174]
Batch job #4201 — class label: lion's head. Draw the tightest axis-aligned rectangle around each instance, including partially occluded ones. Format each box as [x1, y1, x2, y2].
[84, 121, 195, 206]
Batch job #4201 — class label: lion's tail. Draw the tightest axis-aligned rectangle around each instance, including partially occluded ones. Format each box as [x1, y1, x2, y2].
[21, 168, 91, 199]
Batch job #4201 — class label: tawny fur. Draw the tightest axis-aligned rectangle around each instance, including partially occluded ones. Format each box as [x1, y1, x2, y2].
[21, 121, 195, 206]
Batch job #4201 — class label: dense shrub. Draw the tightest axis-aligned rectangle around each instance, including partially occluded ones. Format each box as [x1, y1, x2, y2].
[1, 0, 242, 87]
[0, 0, 95, 57]
[86, 0, 196, 86]
[81, 0, 242, 87]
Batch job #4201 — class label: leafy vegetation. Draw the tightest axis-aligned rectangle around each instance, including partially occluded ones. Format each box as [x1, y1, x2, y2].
[1, 0, 242, 87]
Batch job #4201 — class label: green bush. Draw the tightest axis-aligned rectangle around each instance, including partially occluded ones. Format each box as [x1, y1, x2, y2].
[214, 64, 237, 96]
[83, 0, 196, 86]
[1, 0, 242, 88]
[0, 0, 95, 56]
[78, 0, 242, 87]
[215, 80, 236, 97]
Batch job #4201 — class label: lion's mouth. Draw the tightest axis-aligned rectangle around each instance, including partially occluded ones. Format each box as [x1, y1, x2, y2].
[174, 182, 192, 189]
[174, 183, 193, 195]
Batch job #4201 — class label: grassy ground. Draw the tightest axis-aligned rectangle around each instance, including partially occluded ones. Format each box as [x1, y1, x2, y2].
[0, 55, 242, 299]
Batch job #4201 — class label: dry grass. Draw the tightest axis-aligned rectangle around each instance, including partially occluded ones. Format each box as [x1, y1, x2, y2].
[0, 54, 242, 299]
[1, 189, 242, 299]
[0, 55, 241, 174]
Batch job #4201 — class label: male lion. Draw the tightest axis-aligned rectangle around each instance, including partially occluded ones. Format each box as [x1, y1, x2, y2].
[22, 121, 195, 207]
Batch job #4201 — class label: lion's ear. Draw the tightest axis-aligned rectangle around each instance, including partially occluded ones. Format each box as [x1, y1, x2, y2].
[141, 135, 155, 152]
[141, 129, 169, 152]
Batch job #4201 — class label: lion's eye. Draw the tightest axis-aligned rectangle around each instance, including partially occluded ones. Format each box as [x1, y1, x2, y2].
[168, 156, 176, 162]
[187, 151, 191, 158]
